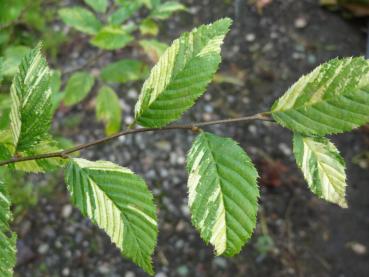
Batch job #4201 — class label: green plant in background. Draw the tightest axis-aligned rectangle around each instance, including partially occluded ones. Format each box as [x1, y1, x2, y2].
[0, 0, 185, 215]
[0, 0, 67, 217]
[58, 0, 186, 135]
[1, 17, 369, 276]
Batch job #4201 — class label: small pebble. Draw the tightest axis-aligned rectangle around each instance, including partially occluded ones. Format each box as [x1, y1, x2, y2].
[125, 271, 135, 277]
[61, 204, 73, 218]
[246, 33, 256, 42]
[38, 244, 49, 255]
[348, 242, 367, 255]
[294, 17, 308, 29]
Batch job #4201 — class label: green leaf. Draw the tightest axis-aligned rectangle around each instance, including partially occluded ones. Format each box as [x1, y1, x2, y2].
[139, 39, 168, 62]
[59, 7, 102, 35]
[135, 18, 232, 127]
[0, 94, 11, 130]
[90, 26, 133, 50]
[140, 18, 159, 36]
[186, 132, 259, 256]
[84, 0, 108, 13]
[2, 46, 30, 77]
[65, 158, 158, 275]
[101, 59, 148, 84]
[108, 1, 143, 25]
[271, 57, 369, 136]
[10, 43, 53, 152]
[150, 1, 186, 19]
[49, 70, 64, 113]
[63, 71, 95, 106]
[0, 182, 17, 277]
[96, 86, 122, 135]
[0, 144, 12, 162]
[15, 139, 66, 173]
[293, 134, 348, 208]
[0, 0, 24, 25]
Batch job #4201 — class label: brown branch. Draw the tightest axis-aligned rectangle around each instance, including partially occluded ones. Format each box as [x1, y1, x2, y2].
[0, 112, 272, 167]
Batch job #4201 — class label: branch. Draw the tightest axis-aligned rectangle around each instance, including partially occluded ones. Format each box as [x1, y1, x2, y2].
[0, 112, 272, 167]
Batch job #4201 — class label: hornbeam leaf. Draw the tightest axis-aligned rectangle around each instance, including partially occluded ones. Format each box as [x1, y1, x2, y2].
[186, 132, 259, 256]
[293, 134, 348, 208]
[271, 57, 369, 136]
[10, 43, 53, 152]
[0, 182, 17, 277]
[134, 18, 232, 127]
[65, 158, 158, 275]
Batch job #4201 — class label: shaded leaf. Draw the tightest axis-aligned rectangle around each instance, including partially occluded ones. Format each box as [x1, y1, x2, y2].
[1, 46, 30, 77]
[90, 26, 133, 50]
[108, 2, 143, 25]
[96, 86, 122, 135]
[63, 71, 95, 106]
[139, 39, 168, 63]
[59, 7, 102, 35]
[150, 1, 186, 19]
[101, 59, 148, 84]
[140, 18, 159, 36]
[84, 0, 108, 13]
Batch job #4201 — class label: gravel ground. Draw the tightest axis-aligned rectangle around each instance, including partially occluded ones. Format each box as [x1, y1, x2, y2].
[14, 0, 369, 276]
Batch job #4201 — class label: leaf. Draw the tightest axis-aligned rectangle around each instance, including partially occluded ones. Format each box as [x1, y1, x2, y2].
[0, 0, 24, 25]
[63, 71, 95, 106]
[293, 133, 348, 207]
[0, 94, 11, 130]
[65, 158, 158, 275]
[0, 182, 17, 277]
[186, 132, 259, 256]
[84, 0, 108, 13]
[15, 139, 67, 173]
[108, 2, 143, 25]
[150, 1, 186, 19]
[140, 18, 159, 36]
[49, 70, 64, 113]
[96, 86, 122, 135]
[1, 46, 30, 77]
[90, 26, 133, 50]
[135, 18, 232, 127]
[139, 39, 168, 63]
[10, 43, 53, 152]
[58, 7, 102, 35]
[271, 57, 369, 136]
[101, 59, 148, 84]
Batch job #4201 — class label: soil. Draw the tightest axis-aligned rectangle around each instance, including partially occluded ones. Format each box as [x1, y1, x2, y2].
[13, 0, 369, 276]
